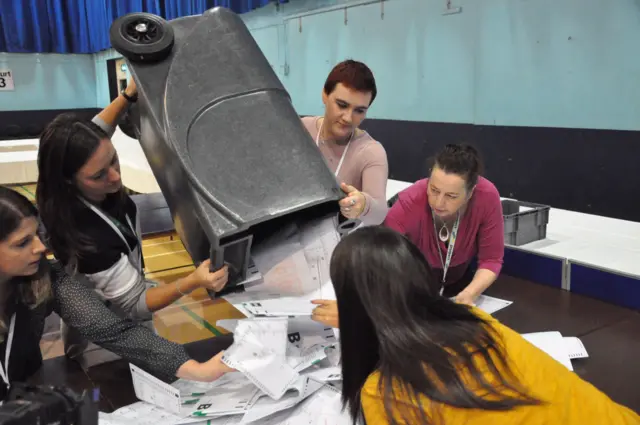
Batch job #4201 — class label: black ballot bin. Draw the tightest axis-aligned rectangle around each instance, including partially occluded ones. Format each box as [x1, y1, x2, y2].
[109, 7, 345, 297]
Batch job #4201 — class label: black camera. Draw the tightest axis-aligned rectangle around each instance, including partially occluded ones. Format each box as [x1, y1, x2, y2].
[0, 383, 98, 425]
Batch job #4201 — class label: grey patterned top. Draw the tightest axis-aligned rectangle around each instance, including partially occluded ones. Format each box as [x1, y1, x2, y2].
[37, 262, 190, 381]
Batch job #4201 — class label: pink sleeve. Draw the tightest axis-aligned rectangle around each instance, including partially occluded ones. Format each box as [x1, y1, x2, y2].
[383, 191, 415, 236]
[359, 143, 389, 225]
[476, 190, 505, 275]
[383, 180, 425, 239]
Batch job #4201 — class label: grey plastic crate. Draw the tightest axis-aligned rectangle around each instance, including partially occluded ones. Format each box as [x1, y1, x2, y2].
[502, 199, 550, 246]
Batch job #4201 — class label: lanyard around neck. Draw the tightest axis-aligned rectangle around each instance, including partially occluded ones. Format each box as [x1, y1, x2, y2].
[315, 118, 353, 177]
[432, 211, 461, 283]
[0, 313, 16, 389]
[79, 198, 136, 253]
[79, 198, 141, 272]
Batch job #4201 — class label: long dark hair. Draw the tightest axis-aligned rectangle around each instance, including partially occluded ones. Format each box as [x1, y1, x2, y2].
[36, 113, 126, 271]
[330, 226, 541, 424]
[0, 187, 51, 339]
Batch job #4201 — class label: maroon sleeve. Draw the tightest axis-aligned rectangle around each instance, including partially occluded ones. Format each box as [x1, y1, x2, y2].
[383, 181, 424, 240]
[384, 197, 408, 235]
[476, 189, 504, 274]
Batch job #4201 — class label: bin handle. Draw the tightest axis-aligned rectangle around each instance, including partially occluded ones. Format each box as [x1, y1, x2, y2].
[337, 219, 360, 236]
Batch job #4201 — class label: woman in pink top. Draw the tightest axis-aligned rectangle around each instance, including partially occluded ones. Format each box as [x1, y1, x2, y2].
[301, 60, 389, 226]
[384, 144, 504, 306]
[312, 144, 504, 327]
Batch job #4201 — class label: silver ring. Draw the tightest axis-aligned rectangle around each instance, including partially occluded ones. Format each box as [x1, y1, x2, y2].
[351, 199, 356, 206]
[344, 207, 351, 212]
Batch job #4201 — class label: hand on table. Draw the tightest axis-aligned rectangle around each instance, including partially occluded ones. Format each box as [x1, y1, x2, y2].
[311, 299, 339, 328]
[454, 291, 478, 307]
[339, 183, 366, 219]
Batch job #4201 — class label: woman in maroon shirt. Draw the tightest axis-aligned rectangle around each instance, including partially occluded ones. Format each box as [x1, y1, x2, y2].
[384, 144, 504, 305]
[312, 144, 504, 327]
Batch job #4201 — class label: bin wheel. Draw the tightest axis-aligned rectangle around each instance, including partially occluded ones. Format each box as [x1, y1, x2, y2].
[110, 13, 174, 63]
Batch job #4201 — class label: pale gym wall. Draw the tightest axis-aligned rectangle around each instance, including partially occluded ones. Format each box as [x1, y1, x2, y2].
[3, 0, 637, 130]
[1, 0, 638, 220]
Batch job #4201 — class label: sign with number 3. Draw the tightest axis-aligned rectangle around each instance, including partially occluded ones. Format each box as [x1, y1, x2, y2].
[0, 70, 15, 91]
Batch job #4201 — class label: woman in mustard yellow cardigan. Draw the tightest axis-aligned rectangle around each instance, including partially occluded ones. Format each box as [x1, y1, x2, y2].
[329, 226, 639, 425]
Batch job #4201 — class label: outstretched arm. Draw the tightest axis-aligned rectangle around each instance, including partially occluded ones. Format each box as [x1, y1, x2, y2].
[50, 262, 229, 382]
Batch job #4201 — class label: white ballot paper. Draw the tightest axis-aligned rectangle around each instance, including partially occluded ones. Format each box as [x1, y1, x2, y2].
[130, 364, 258, 419]
[249, 384, 353, 425]
[113, 372, 351, 424]
[98, 402, 207, 425]
[522, 331, 574, 371]
[127, 365, 326, 423]
[130, 364, 182, 416]
[221, 318, 299, 400]
[563, 336, 589, 359]
[447, 294, 512, 314]
[302, 366, 342, 383]
[239, 280, 336, 318]
[217, 316, 337, 349]
[182, 374, 258, 418]
[285, 316, 338, 348]
[286, 341, 328, 372]
[240, 376, 324, 423]
[242, 299, 315, 317]
[474, 295, 513, 314]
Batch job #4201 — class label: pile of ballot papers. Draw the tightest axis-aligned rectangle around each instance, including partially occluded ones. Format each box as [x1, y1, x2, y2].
[98, 315, 350, 425]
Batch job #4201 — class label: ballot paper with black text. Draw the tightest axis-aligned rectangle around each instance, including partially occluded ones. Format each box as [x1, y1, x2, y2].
[128, 364, 328, 423]
[217, 315, 337, 348]
[129, 364, 258, 419]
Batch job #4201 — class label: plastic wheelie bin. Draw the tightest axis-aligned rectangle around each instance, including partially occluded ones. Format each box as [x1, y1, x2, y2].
[109, 7, 345, 296]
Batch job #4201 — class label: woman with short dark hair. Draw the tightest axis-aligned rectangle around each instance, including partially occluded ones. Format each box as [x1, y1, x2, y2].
[301, 60, 389, 226]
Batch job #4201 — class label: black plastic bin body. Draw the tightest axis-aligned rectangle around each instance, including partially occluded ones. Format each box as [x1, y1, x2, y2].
[110, 8, 343, 291]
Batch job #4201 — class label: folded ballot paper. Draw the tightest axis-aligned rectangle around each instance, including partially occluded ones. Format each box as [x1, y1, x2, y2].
[522, 331, 589, 371]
